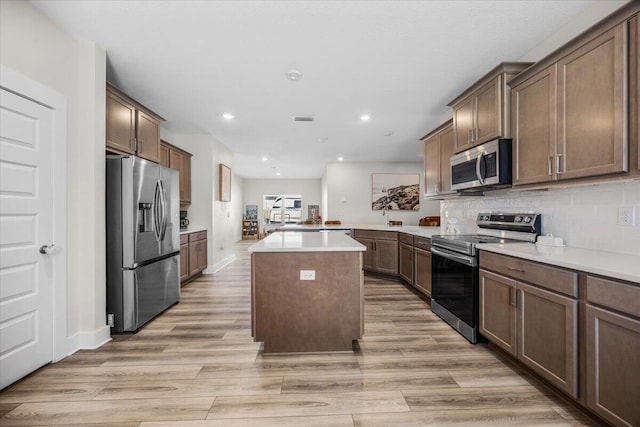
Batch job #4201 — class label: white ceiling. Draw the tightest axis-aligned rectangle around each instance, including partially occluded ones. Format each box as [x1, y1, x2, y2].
[31, 0, 597, 179]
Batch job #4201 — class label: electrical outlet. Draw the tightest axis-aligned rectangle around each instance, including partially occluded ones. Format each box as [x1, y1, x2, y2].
[300, 270, 315, 281]
[617, 206, 636, 227]
[107, 314, 114, 327]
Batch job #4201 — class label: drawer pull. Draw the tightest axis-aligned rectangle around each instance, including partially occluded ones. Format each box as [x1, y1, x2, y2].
[507, 266, 525, 273]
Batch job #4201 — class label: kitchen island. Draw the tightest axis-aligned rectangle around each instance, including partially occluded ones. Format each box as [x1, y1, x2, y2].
[248, 231, 366, 353]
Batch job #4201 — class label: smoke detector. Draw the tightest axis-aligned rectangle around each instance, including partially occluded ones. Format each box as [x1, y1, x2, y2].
[286, 69, 302, 81]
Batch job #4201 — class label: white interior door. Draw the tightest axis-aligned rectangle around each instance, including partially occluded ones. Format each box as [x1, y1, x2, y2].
[0, 88, 55, 389]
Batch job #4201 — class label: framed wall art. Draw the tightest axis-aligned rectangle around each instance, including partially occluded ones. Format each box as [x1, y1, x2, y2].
[219, 163, 231, 202]
[371, 173, 420, 211]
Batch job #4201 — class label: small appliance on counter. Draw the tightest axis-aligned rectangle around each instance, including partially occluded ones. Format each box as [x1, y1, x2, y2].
[180, 210, 189, 230]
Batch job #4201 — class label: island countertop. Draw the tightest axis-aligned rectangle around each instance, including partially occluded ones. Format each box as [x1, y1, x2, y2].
[248, 231, 366, 253]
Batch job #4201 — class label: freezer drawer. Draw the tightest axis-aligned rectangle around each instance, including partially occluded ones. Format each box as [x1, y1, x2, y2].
[112, 255, 180, 333]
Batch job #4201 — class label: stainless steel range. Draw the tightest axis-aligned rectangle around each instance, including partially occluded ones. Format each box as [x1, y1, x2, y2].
[430, 213, 541, 343]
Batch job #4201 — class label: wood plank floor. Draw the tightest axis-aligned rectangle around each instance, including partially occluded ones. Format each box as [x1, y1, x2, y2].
[0, 241, 603, 426]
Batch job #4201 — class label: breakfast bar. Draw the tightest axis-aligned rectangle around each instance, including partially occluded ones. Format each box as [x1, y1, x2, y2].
[248, 231, 366, 353]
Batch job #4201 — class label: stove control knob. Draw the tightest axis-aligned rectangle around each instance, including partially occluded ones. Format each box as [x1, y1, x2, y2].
[524, 216, 532, 223]
[483, 215, 490, 221]
[515, 216, 522, 222]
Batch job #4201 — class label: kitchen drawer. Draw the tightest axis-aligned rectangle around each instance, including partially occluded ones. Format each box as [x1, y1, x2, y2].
[399, 233, 414, 245]
[587, 275, 640, 317]
[414, 236, 431, 250]
[353, 229, 398, 241]
[188, 231, 207, 243]
[180, 234, 189, 245]
[480, 251, 577, 297]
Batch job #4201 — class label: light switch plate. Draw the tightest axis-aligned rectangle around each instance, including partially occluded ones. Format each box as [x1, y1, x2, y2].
[300, 270, 315, 280]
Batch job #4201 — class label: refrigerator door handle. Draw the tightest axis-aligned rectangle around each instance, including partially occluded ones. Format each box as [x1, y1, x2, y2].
[153, 180, 162, 242]
[159, 179, 168, 240]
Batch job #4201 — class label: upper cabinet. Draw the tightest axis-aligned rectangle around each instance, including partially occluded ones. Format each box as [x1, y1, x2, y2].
[160, 140, 192, 206]
[509, 3, 640, 187]
[448, 62, 532, 153]
[420, 119, 455, 198]
[106, 82, 164, 163]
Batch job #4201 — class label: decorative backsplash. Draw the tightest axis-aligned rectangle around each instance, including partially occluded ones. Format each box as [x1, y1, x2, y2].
[440, 180, 640, 256]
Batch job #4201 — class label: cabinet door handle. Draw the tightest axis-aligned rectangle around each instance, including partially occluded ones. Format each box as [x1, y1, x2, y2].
[507, 266, 525, 273]
[435, 183, 439, 193]
[474, 128, 479, 141]
[556, 154, 563, 175]
[548, 156, 553, 175]
[468, 129, 472, 144]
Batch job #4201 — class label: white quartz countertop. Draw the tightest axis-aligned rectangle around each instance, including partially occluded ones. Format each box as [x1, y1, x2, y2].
[179, 227, 207, 235]
[279, 224, 442, 239]
[477, 242, 640, 284]
[249, 231, 366, 253]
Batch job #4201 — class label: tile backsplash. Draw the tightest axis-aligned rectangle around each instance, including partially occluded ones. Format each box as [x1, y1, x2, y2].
[440, 180, 640, 256]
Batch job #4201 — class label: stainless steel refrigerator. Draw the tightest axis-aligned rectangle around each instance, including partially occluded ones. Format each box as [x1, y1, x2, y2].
[106, 155, 180, 333]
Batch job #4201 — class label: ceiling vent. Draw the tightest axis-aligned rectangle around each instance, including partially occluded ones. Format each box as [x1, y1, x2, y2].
[294, 116, 314, 122]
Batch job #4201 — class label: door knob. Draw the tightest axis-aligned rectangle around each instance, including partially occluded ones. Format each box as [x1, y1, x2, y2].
[39, 244, 57, 255]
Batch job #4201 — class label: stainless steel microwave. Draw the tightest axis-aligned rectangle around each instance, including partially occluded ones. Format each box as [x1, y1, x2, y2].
[450, 138, 512, 191]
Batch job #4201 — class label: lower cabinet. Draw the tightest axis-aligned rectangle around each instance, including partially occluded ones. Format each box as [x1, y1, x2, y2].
[413, 247, 432, 297]
[479, 253, 579, 399]
[585, 275, 640, 427]
[353, 230, 398, 275]
[180, 230, 207, 284]
[398, 235, 414, 284]
[179, 236, 189, 282]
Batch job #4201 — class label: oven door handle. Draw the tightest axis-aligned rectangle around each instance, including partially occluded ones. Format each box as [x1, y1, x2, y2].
[431, 246, 477, 267]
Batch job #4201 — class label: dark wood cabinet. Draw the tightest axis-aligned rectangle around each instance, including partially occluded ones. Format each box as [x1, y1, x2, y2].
[106, 90, 136, 155]
[509, 15, 635, 187]
[511, 65, 558, 185]
[413, 246, 432, 298]
[421, 119, 455, 198]
[181, 230, 207, 285]
[179, 234, 189, 283]
[448, 62, 532, 153]
[160, 140, 192, 206]
[398, 242, 414, 284]
[353, 230, 398, 275]
[398, 233, 432, 299]
[479, 252, 579, 398]
[585, 275, 640, 427]
[106, 83, 164, 163]
[479, 269, 517, 356]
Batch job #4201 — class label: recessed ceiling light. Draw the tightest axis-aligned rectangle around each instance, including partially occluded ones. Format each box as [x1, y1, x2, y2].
[276, 171, 281, 176]
[261, 156, 268, 161]
[360, 115, 371, 121]
[318, 137, 329, 143]
[222, 112, 235, 120]
[337, 156, 344, 161]
[286, 69, 302, 81]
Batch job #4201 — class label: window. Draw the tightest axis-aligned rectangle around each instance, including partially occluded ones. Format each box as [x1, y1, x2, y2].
[263, 194, 302, 225]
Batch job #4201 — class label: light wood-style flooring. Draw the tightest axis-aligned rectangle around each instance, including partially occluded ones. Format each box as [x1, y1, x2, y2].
[0, 241, 602, 426]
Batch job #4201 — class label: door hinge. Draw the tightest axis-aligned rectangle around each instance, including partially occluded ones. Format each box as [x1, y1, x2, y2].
[107, 314, 115, 327]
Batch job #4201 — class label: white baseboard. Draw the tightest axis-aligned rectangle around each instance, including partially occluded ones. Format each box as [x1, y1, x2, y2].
[65, 325, 111, 357]
[204, 254, 236, 274]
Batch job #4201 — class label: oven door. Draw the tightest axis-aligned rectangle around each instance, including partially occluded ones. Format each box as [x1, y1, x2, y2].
[431, 246, 478, 330]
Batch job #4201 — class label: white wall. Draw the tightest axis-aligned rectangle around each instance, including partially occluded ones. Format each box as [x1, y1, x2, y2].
[243, 178, 322, 229]
[0, 1, 109, 349]
[163, 133, 243, 272]
[325, 162, 440, 225]
[441, 181, 640, 256]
